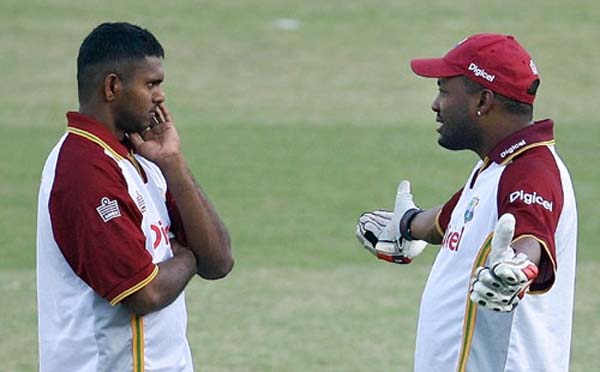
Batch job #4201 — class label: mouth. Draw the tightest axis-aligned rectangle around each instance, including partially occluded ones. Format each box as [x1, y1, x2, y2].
[435, 117, 444, 132]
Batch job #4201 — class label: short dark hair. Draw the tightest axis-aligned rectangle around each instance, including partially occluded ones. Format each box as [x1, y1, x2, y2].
[76, 22, 164, 104]
[461, 76, 533, 119]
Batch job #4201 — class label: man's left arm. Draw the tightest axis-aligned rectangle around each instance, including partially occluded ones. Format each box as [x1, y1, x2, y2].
[130, 102, 233, 279]
[470, 214, 542, 312]
[159, 155, 233, 279]
[512, 236, 541, 266]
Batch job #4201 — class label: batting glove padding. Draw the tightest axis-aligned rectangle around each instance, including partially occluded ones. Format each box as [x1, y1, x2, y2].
[356, 210, 393, 254]
[470, 214, 539, 312]
[358, 180, 427, 264]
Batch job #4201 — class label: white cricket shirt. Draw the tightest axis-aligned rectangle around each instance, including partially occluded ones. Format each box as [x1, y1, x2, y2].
[37, 112, 194, 372]
[414, 120, 577, 372]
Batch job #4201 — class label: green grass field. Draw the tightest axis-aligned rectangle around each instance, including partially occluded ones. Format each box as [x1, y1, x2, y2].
[1, 1, 599, 371]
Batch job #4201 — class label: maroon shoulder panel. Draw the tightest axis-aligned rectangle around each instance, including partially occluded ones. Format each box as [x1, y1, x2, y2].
[49, 134, 155, 302]
[497, 146, 564, 291]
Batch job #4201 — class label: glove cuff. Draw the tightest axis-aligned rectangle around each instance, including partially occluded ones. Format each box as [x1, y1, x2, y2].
[399, 208, 423, 241]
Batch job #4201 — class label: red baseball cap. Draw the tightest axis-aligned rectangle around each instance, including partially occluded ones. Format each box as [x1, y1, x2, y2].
[410, 33, 540, 104]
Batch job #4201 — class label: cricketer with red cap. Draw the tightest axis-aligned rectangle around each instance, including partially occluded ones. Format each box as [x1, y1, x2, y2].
[355, 33, 577, 371]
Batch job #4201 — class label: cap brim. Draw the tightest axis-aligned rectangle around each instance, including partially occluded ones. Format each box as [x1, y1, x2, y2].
[410, 58, 462, 78]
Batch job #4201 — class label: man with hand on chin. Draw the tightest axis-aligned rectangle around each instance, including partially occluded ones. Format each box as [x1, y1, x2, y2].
[356, 34, 577, 371]
[37, 22, 233, 372]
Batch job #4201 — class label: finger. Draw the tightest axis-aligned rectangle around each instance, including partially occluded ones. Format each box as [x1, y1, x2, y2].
[397, 180, 411, 195]
[357, 220, 369, 235]
[372, 209, 393, 219]
[358, 215, 382, 232]
[489, 213, 516, 264]
[151, 113, 161, 127]
[470, 289, 513, 312]
[492, 213, 515, 250]
[363, 220, 382, 234]
[158, 102, 173, 123]
[129, 132, 144, 151]
[363, 212, 390, 227]
[155, 106, 166, 123]
[472, 280, 514, 308]
[493, 263, 531, 286]
[477, 267, 513, 295]
[363, 220, 382, 233]
[393, 180, 413, 213]
[358, 213, 379, 226]
[470, 288, 488, 307]
[493, 264, 519, 284]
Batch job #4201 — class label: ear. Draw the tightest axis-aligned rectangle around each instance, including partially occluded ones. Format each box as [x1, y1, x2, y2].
[476, 89, 495, 116]
[103, 73, 122, 102]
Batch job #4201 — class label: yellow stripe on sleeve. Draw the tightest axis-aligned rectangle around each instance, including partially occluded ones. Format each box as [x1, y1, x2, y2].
[110, 266, 159, 306]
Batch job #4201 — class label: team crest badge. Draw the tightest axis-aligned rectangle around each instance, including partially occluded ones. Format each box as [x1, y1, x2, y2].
[464, 197, 479, 223]
[96, 197, 121, 222]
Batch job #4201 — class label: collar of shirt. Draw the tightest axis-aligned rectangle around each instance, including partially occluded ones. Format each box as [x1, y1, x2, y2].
[66, 111, 132, 159]
[486, 119, 555, 165]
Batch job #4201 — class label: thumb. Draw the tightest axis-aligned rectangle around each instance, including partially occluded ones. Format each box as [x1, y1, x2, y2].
[489, 213, 516, 264]
[394, 180, 411, 212]
[397, 180, 411, 195]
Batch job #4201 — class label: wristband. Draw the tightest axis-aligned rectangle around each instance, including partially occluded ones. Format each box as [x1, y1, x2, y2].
[400, 208, 423, 241]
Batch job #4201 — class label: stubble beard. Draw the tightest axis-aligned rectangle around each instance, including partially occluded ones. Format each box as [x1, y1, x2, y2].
[437, 116, 480, 152]
[115, 106, 149, 135]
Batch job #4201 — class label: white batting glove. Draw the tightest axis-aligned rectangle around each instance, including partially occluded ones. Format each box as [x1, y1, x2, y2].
[371, 180, 427, 264]
[356, 209, 392, 254]
[470, 214, 539, 312]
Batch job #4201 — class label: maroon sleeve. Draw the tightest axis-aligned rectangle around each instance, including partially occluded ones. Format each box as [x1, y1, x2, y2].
[497, 147, 563, 292]
[436, 187, 464, 236]
[49, 135, 156, 304]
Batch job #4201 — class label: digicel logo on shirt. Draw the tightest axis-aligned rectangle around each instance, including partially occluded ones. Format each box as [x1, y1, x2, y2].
[509, 190, 554, 212]
[150, 220, 171, 249]
[441, 225, 465, 252]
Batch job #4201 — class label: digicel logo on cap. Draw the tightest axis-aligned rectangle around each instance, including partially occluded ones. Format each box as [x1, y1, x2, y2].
[468, 63, 495, 82]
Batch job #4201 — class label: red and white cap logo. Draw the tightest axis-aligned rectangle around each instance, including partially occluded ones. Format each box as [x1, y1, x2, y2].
[410, 33, 540, 104]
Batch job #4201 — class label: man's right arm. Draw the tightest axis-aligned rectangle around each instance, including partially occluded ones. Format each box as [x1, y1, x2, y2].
[409, 206, 444, 245]
[122, 239, 197, 315]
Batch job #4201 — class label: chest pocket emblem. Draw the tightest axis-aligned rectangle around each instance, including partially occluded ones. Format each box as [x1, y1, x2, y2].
[464, 197, 479, 223]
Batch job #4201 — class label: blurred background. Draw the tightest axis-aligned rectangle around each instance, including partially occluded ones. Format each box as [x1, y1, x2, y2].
[1, 1, 598, 370]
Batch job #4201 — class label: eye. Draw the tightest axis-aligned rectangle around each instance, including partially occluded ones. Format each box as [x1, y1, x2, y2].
[147, 80, 162, 88]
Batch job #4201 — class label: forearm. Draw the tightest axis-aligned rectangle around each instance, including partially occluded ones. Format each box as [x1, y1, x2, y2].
[511, 237, 542, 266]
[122, 242, 197, 315]
[409, 206, 443, 244]
[159, 154, 233, 279]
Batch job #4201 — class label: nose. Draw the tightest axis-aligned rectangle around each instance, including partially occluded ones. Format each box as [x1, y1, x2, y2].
[153, 87, 166, 104]
[431, 94, 440, 113]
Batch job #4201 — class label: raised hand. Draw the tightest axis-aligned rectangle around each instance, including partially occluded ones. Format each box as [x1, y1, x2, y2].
[470, 213, 539, 312]
[358, 180, 427, 264]
[129, 102, 181, 167]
